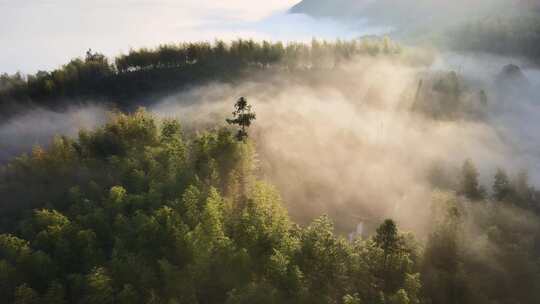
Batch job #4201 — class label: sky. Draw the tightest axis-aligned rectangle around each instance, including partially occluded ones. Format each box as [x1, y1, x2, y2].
[0, 0, 384, 74]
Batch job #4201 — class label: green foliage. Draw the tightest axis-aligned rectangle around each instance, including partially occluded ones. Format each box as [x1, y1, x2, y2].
[374, 219, 399, 257]
[493, 168, 512, 202]
[421, 186, 540, 304]
[422, 192, 468, 304]
[343, 293, 361, 304]
[412, 71, 487, 121]
[0, 110, 428, 304]
[459, 159, 485, 201]
[449, 14, 540, 61]
[84, 267, 114, 304]
[0, 38, 402, 119]
[42, 281, 66, 304]
[226, 97, 256, 142]
[2, 110, 538, 303]
[14, 284, 39, 304]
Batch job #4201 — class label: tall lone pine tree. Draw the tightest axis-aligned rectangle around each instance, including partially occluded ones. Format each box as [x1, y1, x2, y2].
[226, 97, 256, 142]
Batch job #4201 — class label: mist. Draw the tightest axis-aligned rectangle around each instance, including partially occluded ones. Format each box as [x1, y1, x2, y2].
[0, 105, 108, 162]
[1, 47, 539, 236]
[145, 51, 539, 235]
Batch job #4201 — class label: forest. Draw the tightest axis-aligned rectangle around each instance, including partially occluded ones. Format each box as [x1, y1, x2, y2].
[1, 2, 540, 303]
[0, 101, 540, 303]
[447, 14, 540, 61]
[292, 0, 540, 62]
[0, 38, 400, 119]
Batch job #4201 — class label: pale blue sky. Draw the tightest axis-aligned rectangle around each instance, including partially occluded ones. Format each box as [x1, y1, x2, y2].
[0, 0, 382, 74]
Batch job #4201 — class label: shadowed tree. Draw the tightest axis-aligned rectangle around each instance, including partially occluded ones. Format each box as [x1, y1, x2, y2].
[479, 90, 488, 106]
[14, 284, 39, 304]
[493, 168, 512, 202]
[374, 219, 400, 294]
[459, 159, 485, 201]
[374, 219, 400, 258]
[422, 193, 468, 304]
[513, 170, 534, 209]
[226, 97, 256, 142]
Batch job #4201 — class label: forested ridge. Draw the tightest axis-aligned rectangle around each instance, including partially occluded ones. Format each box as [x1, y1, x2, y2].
[0, 109, 422, 304]
[0, 38, 400, 118]
[1, 106, 540, 304]
[292, 0, 540, 62]
[447, 14, 540, 61]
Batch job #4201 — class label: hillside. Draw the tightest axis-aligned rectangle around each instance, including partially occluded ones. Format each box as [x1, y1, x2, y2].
[1, 108, 540, 304]
[0, 109, 424, 304]
[291, 0, 540, 60]
[291, 0, 508, 27]
[0, 39, 400, 120]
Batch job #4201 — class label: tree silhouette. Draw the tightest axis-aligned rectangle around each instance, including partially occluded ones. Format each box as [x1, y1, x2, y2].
[493, 168, 512, 202]
[375, 219, 400, 257]
[374, 219, 402, 294]
[226, 97, 256, 142]
[459, 159, 485, 201]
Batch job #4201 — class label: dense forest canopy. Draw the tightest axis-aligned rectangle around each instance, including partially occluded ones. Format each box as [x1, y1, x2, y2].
[290, 0, 516, 27]
[0, 38, 401, 119]
[0, 109, 423, 304]
[447, 13, 540, 61]
[292, 0, 540, 61]
[1, 107, 539, 304]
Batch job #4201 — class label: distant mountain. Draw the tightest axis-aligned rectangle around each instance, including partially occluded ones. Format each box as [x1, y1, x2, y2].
[291, 0, 540, 61]
[290, 0, 529, 30]
[290, 0, 371, 18]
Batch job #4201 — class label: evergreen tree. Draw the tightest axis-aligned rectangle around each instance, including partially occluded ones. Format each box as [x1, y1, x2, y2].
[13, 284, 39, 304]
[422, 193, 468, 304]
[374, 219, 401, 294]
[514, 170, 533, 209]
[459, 159, 485, 200]
[226, 97, 256, 142]
[374, 219, 400, 257]
[2, 109, 540, 304]
[493, 168, 512, 202]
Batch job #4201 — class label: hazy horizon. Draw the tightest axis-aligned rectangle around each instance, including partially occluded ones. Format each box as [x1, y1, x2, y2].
[0, 0, 388, 74]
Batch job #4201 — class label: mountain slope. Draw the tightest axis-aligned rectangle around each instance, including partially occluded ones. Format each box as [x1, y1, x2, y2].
[291, 0, 524, 28]
[291, 0, 540, 61]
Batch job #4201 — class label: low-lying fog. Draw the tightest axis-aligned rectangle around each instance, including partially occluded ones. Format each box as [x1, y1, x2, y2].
[2, 50, 539, 234]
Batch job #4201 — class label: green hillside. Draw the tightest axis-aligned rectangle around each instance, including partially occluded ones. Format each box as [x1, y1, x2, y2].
[1, 106, 539, 303]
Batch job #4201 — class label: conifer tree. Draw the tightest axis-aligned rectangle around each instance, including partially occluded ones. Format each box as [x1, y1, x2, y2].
[459, 159, 485, 200]
[226, 97, 256, 142]
[493, 168, 512, 202]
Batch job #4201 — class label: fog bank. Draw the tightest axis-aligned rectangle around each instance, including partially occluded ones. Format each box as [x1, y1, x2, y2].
[1, 50, 539, 235]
